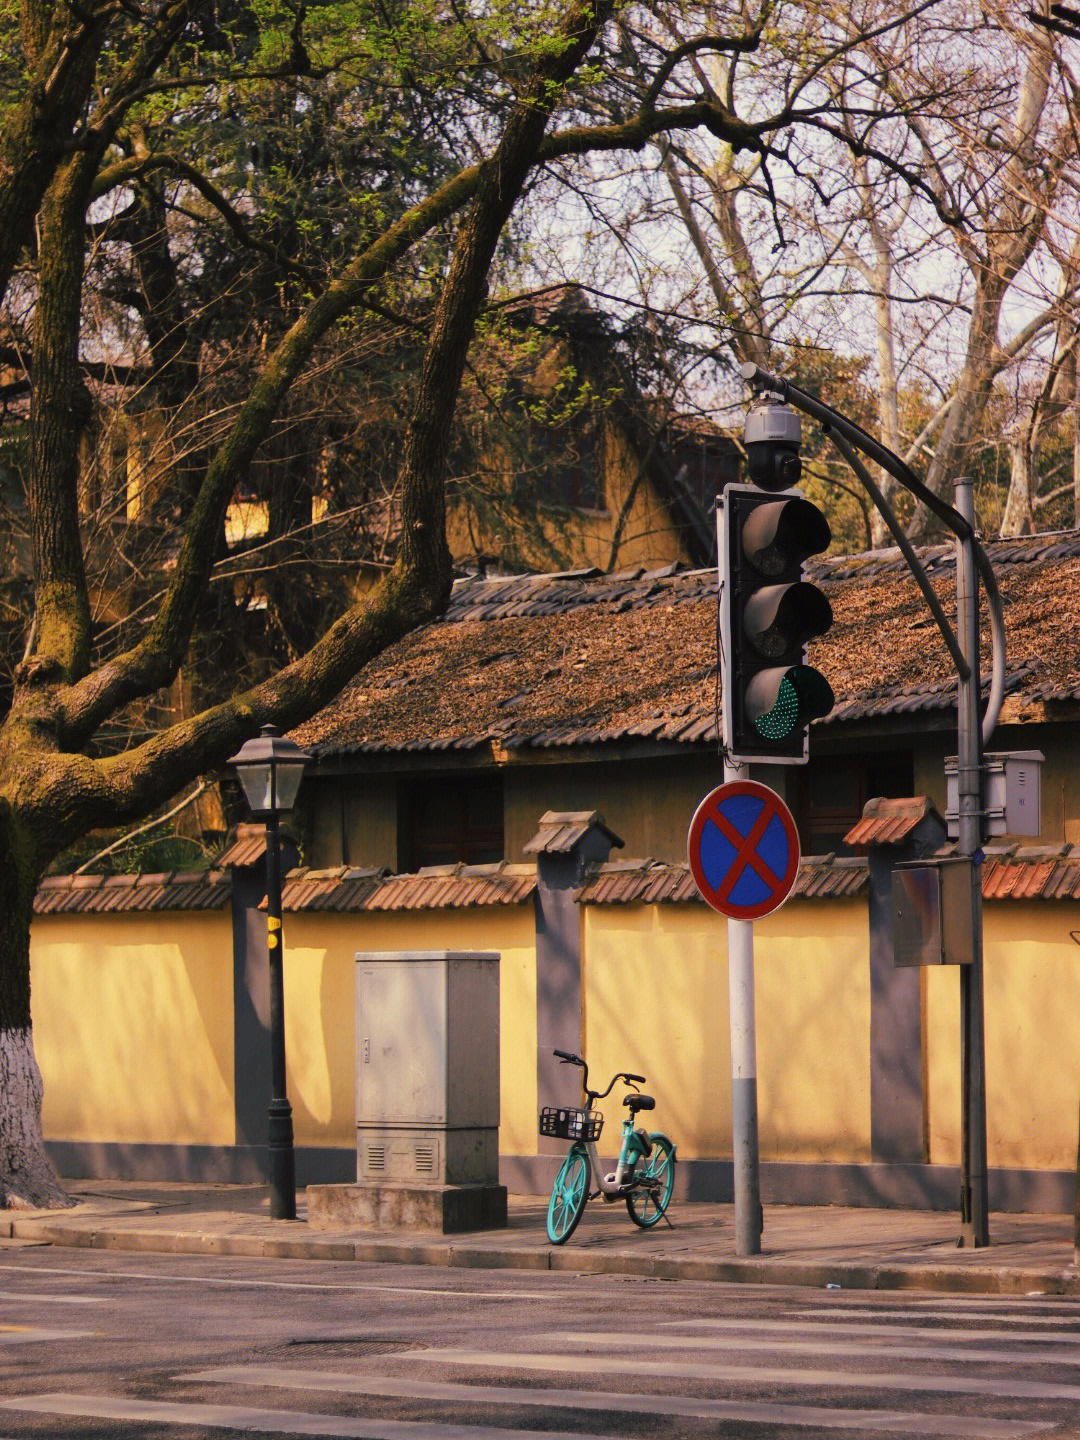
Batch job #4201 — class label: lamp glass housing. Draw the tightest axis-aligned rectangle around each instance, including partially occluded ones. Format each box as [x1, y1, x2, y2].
[228, 726, 311, 818]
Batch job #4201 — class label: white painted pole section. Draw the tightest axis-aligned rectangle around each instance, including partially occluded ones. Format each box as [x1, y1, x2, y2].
[724, 754, 762, 1255]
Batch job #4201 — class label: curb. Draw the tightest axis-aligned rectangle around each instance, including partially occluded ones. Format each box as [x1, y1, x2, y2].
[15, 1218, 1080, 1297]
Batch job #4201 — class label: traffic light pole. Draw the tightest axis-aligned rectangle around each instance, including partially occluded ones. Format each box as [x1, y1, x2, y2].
[724, 757, 763, 1256]
[956, 477, 990, 1247]
[738, 363, 1003, 1248]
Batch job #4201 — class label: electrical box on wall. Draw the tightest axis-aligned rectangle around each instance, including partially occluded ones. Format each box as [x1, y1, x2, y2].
[892, 858, 977, 966]
[944, 751, 1043, 839]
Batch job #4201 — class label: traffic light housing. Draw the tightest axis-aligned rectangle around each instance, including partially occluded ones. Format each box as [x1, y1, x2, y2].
[720, 483, 835, 764]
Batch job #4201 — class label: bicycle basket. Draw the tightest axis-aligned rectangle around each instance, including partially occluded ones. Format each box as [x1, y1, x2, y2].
[538, 1106, 603, 1142]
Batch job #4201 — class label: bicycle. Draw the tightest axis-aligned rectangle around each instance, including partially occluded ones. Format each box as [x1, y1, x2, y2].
[540, 1048, 676, 1244]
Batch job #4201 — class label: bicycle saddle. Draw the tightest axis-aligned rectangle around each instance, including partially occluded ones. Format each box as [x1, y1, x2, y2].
[624, 1093, 655, 1112]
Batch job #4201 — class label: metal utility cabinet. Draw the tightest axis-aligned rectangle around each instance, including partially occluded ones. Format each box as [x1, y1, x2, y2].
[892, 857, 976, 966]
[944, 750, 1044, 838]
[355, 951, 500, 1187]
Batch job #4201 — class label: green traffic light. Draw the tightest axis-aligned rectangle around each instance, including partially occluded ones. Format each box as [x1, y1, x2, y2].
[750, 666, 835, 740]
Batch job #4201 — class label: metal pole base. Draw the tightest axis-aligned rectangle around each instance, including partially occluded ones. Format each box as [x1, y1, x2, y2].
[268, 1097, 297, 1220]
[732, 1074, 763, 1255]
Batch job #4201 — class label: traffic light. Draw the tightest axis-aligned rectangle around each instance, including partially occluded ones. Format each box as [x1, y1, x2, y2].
[719, 480, 835, 765]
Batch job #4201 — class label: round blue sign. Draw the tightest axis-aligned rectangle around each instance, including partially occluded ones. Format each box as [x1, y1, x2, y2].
[687, 781, 800, 919]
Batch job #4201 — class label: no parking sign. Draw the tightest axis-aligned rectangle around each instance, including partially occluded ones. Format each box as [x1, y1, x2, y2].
[687, 780, 800, 921]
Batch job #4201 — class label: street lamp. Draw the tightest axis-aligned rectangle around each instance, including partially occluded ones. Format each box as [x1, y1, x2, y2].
[227, 723, 311, 1220]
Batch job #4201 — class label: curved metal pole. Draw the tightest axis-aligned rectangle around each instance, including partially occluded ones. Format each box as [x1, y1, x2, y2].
[739, 362, 1006, 745]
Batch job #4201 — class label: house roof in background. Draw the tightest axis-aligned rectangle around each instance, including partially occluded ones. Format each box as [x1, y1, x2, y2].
[295, 530, 1080, 759]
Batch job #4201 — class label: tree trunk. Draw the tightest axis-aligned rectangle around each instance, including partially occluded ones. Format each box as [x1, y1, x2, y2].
[1001, 427, 1035, 537]
[909, 287, 1003, 539]
[867, 239, 901, 549]
[0, 824, 70, 1209]
[0, 0, 618, 1210]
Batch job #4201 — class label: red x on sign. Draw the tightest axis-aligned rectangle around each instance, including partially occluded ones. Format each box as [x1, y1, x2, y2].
[687, 780, 800, 920]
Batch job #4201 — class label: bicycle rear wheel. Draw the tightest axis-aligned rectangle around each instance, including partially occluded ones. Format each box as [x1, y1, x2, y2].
[546, 1145, 589, 1244]
[626, 1134, 675, 1227]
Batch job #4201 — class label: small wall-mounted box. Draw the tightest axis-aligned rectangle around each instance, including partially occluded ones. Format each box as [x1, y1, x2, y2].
[945, 751, 1043, 839]
[892, 857, 977, 966]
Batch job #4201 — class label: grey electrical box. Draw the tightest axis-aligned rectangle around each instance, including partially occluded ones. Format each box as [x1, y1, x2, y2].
[945, 751, 1043, 839]
[355, 951, 500, 1186]
[892, 858, 976, 966]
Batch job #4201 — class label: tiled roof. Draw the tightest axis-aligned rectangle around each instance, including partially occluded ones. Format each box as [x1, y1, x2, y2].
[523, 810, 624, 855]
[280, 862, 537, 912]
[576, 857, 869, 903]
[295, 532, 1080, 757]
[215, 824, 267, 868]
[979, 844, 1080, 900]
[34, 870, 231, 914]
[576, 846, 1080, 905]
[35, 844, 1080, 914]
[844, 797, 944, 847]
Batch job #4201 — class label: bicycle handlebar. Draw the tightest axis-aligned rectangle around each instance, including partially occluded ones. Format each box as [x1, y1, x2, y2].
[552, 1050, 646, 1104]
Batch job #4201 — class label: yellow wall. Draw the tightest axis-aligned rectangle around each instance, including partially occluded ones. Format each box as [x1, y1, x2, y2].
[280, 906, 537, 1157]
[583, 901, 728, 1159]
[926, 902, 1080, 1171]
[504, 755, 723, 866]
[1038, 739, 1080, 845]
[582, 897, 870, 1162]
[30, 887, 1080, 1179]
[755, 899, 871, 1162]
[32, 911, 234, 1146]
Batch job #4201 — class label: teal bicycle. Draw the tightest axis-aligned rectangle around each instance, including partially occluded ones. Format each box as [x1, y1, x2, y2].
[540, 1048, 676, 1244]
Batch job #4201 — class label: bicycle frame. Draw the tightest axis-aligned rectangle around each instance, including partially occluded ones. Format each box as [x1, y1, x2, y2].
[581, 1117, 653, 1197]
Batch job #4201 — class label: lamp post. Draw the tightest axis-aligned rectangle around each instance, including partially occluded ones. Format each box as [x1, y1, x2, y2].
[227, 723, 311, 1220]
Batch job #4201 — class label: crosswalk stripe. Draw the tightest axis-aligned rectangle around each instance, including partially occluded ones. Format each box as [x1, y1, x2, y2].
[532, 1327, 1080, 1366]
[0, 1261, 557, 1301]
[801, 1299, 1080, 1315]
[402, 1346, 1080, 1401]
[183, 1364, 1053, 1437]
[665, 1319, 1080, 1336]
[0, 1392, 615, 1439]
[792, 1308, 1080, 1327]
[0, 1292, 104, 1306]
[0, 1327, 92, 1344]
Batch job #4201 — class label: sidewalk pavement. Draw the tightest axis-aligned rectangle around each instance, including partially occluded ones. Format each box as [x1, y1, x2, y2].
[3, 1181, 1079, 1297]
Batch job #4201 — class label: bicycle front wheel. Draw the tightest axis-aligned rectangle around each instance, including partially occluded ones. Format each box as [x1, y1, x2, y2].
[626, 1134, 675, 1228]
[546, 1145, 589, 1244]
